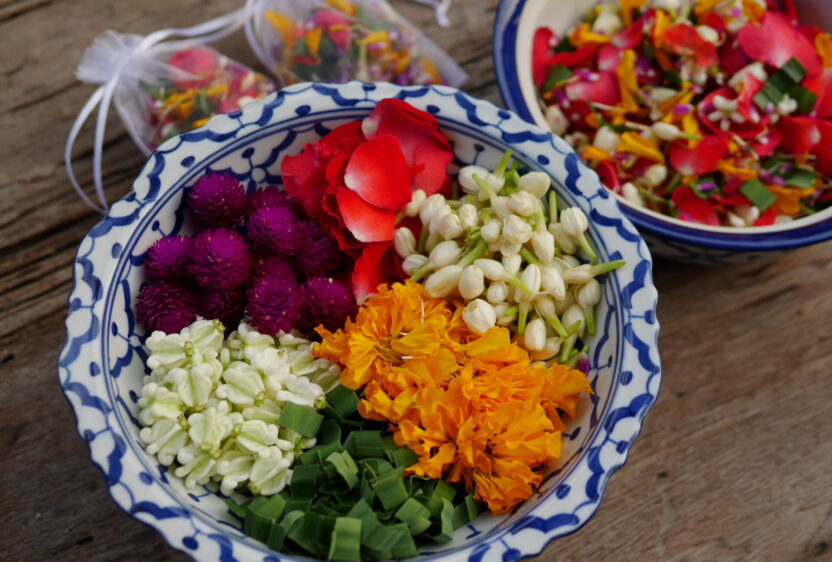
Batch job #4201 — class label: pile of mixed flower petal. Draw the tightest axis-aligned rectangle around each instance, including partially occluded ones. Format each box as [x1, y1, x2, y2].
[135, 99, 619, 560]
[533, 0, 832, 226]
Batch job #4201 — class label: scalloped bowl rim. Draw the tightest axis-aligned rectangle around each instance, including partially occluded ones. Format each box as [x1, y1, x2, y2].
[493, 0, 832, 249]
[59, 81, 661, 562]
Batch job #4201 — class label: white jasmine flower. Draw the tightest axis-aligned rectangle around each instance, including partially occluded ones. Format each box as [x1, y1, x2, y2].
[458, 203, 479, 229]
[435, 211, 465, 240]
[459, 265, 485, 300]
[419, 193, 447, 224]
[494, 302, 517, 326]
[532, 230, 556, 264]
[530, 337, 562, 361]
[425, 265, 464, 298]
[502, 215, 533, 245]
[462, 299, 497, 335]
[549, 222, 578, 254]
[540, 265, 566, 300]
[486, 280, 509, 304]
[507, 191, 538, 216]
[545, 105, 569, 135]
[592, 5, 622, 35]
[402, 254, 428, 275]
[458, 165, 504, 195]
[502, 254, 522, 276]
[394, 227, 417, 258]
[518, 172, 551, 198]
[480, 219, 502, 243]
[404, 189, 427, 217]
[498, 239, 522, 257]
[593, 127, 621, 153]
[622, 182, 645, 206]
[642, 165, 667, 188]
[523, 317, 547, 351]
[563, 304, 586, 337]
[427, 240, 460, 269]
[577, 278, 602, 308]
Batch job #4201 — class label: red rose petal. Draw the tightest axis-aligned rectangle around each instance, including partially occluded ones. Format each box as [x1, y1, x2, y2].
[596, 161, 620, 191]
[718, 42, 751, 75]
[753, 208, 778, 226]
[351, 242, 392, 304]
[613, 19, 643, 49]
[811, 120, 832, 176]
[664, 24, 717, 68]
[668, 136, 728, 176]
[804, 68, 832, 119]
[533, 27, 555, 87]
[362, 99, 453, 196]
[335, 185, 396, 243]
[543, 45, 597, 70]
[564, 71, 621, 106]
[344, 135, 412, 210]
[737, 13, 821, 77]
[672, 187, 720, 226]
[712, 192, 751, 206]
[777, 116, 822, 154]
[168, 48, 217, 90]
[597, 45, 623, 72]
[751, 127, 782, 158]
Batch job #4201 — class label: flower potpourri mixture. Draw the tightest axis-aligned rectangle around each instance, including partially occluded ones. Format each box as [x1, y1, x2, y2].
[134, 99, 621, 559]
[533, 0, 832, 227]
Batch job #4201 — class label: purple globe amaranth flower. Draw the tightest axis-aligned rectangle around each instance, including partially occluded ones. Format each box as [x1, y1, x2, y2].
[186, 172, 249, 227]
[297, 277, 355, 333]
[136, 281, 197, 334]
[144, 235, 192, 282]
[246, 276, 302, 335]
[252, 252, 299, 283]
[296, 225, 348, 278]
[249, 186, 302, 216]
[197, 288, 245, 330]
[246, 205, 310, 255]
[187, 227, 253, 290]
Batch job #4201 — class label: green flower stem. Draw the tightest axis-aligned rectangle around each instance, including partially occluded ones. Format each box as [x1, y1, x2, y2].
[494, 149, 514, 178]
[535, 306, 569, 338]
[504, 169, 520, 189]
[679, 132, 702, 141]
[663, 173, 682, 195]
[559, 331, 579, 363]
[519, 247, 542, 266]
[409, 261, 432, 283]
[548, 191, 558, 224]
[479, 208, 492, 223]
[417, 227, 429, 253]
[517, 302, 529, 335]
[564, 320, 583, 338]
[457, 239, 489, 268]
[472, 174, 494, 196]
[591, 259, 626, 276]
[576, 233, 599, 262]
[583, 306, 596, 337]
[504, 275, 533, 296]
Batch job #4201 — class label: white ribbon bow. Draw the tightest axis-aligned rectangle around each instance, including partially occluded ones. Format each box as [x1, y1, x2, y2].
[65, 10, 247, 213]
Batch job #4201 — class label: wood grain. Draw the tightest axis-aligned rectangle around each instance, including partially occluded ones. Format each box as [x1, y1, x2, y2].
[0, 1, 830, 560]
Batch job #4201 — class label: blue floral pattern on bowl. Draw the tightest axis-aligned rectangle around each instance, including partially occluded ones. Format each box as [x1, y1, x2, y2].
[493, 0, 832, 264]
[59, 81, 661, 561]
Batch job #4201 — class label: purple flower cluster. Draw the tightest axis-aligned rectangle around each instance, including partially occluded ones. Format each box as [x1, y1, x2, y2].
[136, 172, 354, 335]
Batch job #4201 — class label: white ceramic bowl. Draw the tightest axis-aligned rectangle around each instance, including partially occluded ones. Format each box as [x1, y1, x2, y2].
[59, 81, 660, 561]
[494, 0, 832, 263]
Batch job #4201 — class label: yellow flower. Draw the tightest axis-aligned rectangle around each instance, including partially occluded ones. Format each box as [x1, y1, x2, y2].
[618, 132, 665, 163]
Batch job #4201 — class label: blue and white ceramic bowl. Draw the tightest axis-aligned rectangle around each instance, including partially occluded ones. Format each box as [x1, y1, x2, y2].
[494, 0, 832, 264]
[59, 82, 660, 561]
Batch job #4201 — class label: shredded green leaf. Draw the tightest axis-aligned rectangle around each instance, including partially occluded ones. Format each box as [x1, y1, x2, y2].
[279, 402, 324, 438]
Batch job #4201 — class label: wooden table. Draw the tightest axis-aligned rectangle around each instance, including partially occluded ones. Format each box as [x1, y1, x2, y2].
[2, 0, 831, 560]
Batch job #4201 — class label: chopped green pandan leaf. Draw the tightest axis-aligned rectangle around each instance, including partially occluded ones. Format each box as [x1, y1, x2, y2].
[789, 84, 817, 115]
[553, 36, 576, 53]
[359, 457, 394, 478]
[346, 499, 382, 541]
[394, 497, 432, 534]
[452, 495, 482, 529]
[371, 468, 409, 510]
[296, 448, 319, 465]
[288, 512, 335, 558]
[314, 441, 344, 464]
[428, 498, 456, 544]
[284, 497, 313, 514]
[267, 510, 305, 550]
[359, 475, 376, 505]
[428, 480, 458, 516]
[279, 402, 324, 438]
[753, 81, 784, 110]
[665, 69, 682, 89]
[363, 549, 394, 561]
[363, 523, 405, 552]
[344, 430, 386, 458]
[763, 156, 785, 175]
[225, 497, 247, 520]
[785, 167, 818, 188]
[328, 517, 362, 562]
[319, 418, 343, 445]
[326, 385, 360, 417]
[390, 446, 419, 468]
[327, 451, 359, 489]
[290, 464, 320, 499]
[781, 57, 807, 83]
[389, 523, 419, 558]
[740, 179, 777, 211]
[541, 64, 572, 92]
[243, 496, 274, 542]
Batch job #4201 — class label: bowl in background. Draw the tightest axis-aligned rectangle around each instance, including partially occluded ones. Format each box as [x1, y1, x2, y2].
[494, 0, 832, 264]
[59, 81, 660, 561]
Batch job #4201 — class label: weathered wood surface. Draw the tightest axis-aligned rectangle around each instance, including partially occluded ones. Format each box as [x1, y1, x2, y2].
[1, 0, 830, 560]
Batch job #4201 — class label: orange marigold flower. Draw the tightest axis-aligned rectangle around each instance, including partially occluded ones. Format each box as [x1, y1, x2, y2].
[314, 281, 591, 515]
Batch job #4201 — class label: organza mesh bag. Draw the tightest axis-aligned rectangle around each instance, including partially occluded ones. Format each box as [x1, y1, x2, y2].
[244, 0, 466, 87]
